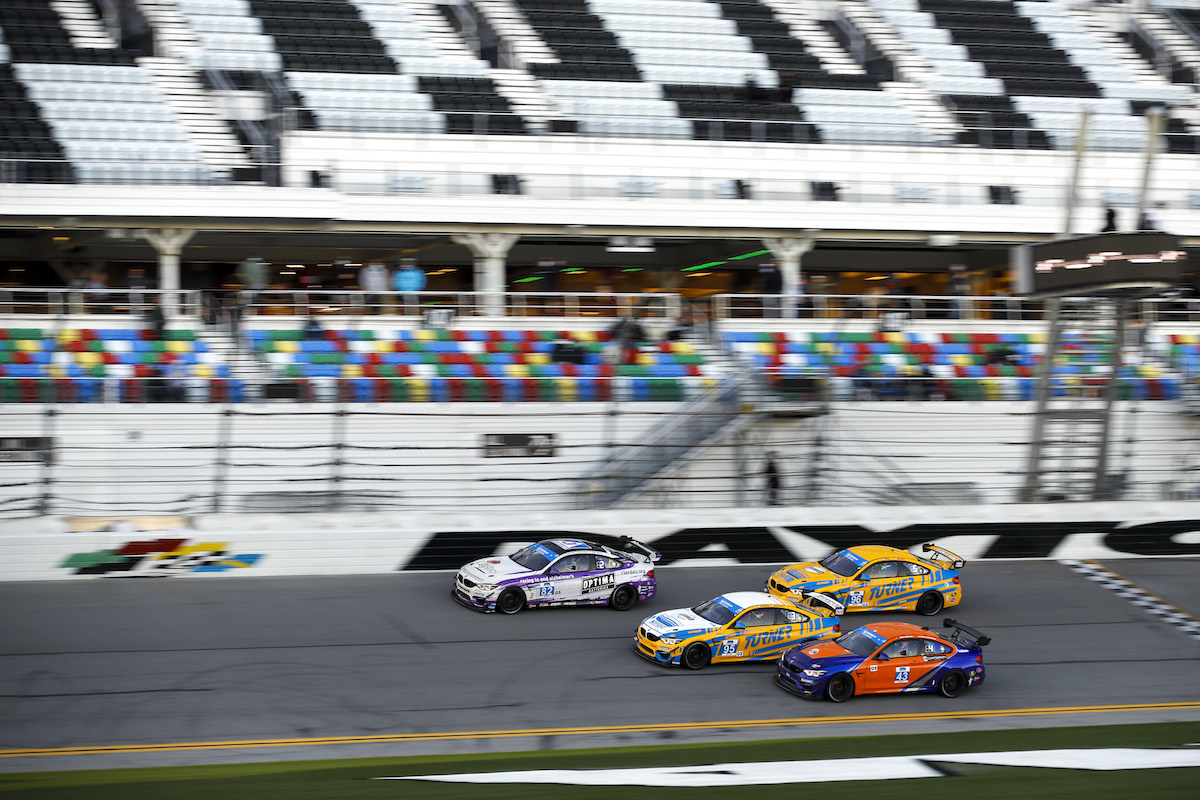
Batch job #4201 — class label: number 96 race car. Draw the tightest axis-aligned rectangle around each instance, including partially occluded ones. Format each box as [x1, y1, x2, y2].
[454, 536, 660, 614]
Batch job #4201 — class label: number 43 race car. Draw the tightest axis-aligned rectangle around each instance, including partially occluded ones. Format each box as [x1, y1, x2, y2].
[766, 543, 965, 616]
[454, 537, 660, 614]
[776, 619, 990, 702]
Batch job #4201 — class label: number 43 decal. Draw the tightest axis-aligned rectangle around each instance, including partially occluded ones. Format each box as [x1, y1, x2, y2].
[894, 666, 910, 683]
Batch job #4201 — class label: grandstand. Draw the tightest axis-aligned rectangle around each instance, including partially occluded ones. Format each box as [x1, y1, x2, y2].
[0, 0, 1199, 517]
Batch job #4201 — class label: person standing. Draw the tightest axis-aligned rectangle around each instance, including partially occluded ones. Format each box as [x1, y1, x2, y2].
[393, 260, 426, 314]
[359, 261, 389, 314]
[1101, 206, 1117, 233]
[763, 451, 782, 506]
[237, 256, 267, 307]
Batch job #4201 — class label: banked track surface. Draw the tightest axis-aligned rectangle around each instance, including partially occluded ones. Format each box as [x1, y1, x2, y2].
[1, 561, 1198, 770]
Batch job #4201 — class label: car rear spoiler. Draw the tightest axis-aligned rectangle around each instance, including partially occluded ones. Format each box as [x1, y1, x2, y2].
[943, 618, 991, 647]
[796, 591, 845, 617]
[616, 536, 661, 563]
[921, 542, 965, 569]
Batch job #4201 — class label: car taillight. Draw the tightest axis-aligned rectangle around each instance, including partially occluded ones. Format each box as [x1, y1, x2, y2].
[976, 655, 983, 663]
[647, 569, 654, 578]
[953, 577, 959, 584]
[833, 623, 840, 633]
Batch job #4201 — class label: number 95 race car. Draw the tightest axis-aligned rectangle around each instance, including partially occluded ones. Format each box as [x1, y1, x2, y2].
[454, 537, 660, 614]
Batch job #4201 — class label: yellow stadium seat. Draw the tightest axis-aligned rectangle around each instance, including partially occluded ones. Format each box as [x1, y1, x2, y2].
[817, 342, 835, 355]
[166, 341, 191, 354]
[57, 329, 80, 344]
[573, 331, 597, 343]
[671, 342, 694, 355]
[276, 340, 299, 353]
[16, 339, 41, 352]
[526, 353, 551, 366]
[342, 365, 363, 378]
[406, 378, 429, 401]
[77, 351, 101, 366]
[506, 364, 530, 378]
[637, 353, 655, 366]
[48, 365, 66, 378]
[192, 364, 213, 378]
[555, 377, 577, 401]
[884, 332, 905, 345]
[414, 329, 435, 342]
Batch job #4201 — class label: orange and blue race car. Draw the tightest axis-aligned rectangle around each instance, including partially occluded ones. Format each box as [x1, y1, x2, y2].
[635, 591, 843, 670]
[766, 543, 965, 615]
[776, 619, 989, 702]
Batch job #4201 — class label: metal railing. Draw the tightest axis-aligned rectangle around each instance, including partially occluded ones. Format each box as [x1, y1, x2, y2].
[2, 288, 1200, 326]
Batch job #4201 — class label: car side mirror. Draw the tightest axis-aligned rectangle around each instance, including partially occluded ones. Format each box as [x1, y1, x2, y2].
[875, 652, 890, 662]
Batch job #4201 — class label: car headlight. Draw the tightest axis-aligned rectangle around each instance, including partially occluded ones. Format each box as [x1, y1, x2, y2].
[475, 584, 496, 594]
[802, 669, 827, 678]
[790, 586, 806, 594]
[658, 637, 679, 646]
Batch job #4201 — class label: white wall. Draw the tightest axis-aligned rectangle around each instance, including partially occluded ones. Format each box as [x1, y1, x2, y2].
[4, 500, 1199, 581]
[2, 399, 1198, 517]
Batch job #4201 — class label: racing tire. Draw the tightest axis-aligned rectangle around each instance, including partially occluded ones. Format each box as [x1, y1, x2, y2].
[681, 643, 711, 670]
[824, 673, 855, 703]
[939, 669, 967, 698]
[496, 588, 525, 615]
[916, 591, 944, 616]
[609, 584, 638, 612]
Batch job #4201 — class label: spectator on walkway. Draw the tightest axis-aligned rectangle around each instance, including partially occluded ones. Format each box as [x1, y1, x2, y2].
[393, 260, 426, 313]
[237, 256, 268, 306]
[359, 261, 388, 314]
[1101, 206, 1117, 232]
[763, 451, 782, 506]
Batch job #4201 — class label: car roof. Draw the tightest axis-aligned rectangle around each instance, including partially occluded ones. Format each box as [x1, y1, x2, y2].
[844, 545, 913, 562]
[860, 621, 943, 640]
[538, 538, 598, 555]
[718, 591, 790, 611]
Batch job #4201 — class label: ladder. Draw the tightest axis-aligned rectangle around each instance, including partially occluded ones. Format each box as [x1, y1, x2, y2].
[1020, 297, 1131, 502]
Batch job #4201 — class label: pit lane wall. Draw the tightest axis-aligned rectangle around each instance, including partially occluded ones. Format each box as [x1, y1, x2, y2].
[1, 502, 1198, 581]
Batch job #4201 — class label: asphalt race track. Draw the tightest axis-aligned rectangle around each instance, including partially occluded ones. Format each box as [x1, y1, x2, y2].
[2, 560, 1199, 772]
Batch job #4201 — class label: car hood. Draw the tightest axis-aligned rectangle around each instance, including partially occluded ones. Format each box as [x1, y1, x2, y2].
[771, 561, 848, 590]
[640, 608, 720, 639]
[782, 639, 862, 669]
[459, 556, 530, 583]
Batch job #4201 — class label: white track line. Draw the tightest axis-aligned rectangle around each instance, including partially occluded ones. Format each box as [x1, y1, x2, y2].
[1060, 559, 1200, 641]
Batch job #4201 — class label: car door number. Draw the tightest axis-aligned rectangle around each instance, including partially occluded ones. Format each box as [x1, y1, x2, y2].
[894, 666, 910, 683]
[846, 590, 865, 606]
[719, 639, 739, 656]
[539, 584, 555, 597]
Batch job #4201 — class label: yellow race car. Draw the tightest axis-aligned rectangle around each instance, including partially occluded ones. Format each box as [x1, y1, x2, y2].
[635, 591, 844, 670]
[766, 544, 965, 616]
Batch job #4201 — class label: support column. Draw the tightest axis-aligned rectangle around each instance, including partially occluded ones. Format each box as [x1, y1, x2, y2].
[137, 228, 196, 318]
[764, 234, 816, 318]
[452, 232, 519, 317]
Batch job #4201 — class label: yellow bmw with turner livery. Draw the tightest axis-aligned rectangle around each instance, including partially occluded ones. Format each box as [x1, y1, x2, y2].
[635, 591, 844, 670]
[766, 544, 965, 616]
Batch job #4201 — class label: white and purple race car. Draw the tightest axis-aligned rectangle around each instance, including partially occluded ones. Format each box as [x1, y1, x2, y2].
[454, 537, 661, 614]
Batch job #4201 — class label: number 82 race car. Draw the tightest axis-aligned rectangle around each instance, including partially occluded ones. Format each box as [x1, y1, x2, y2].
[454, 537, 660, 614]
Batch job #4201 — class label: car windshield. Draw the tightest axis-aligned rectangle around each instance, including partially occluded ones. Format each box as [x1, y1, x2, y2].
[835, 628, 884, 657]
[819, 550, 862, 577]
[691, 598, 738, 626]
[509, 542, 559, 571]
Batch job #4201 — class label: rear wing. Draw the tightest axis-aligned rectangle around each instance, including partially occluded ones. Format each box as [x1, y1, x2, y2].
[613, 536, 661, 563]
[792, 591, 845, 618]
[943, 618, 990, 647]
[921, 543, 965, 569]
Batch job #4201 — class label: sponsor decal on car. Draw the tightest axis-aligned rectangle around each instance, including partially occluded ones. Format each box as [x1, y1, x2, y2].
[582, 573, 616, 593]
